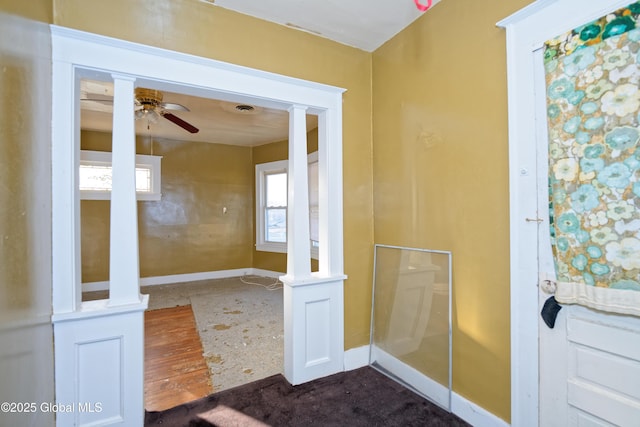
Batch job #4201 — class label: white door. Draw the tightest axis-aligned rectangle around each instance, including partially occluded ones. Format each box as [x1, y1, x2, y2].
[533, 46, 640, 427]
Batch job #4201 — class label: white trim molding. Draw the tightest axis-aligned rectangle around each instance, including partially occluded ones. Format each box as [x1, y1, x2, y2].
[497, 0, 635, 425]
[344, 345, 370, 371]
[451, 393, 510, 427]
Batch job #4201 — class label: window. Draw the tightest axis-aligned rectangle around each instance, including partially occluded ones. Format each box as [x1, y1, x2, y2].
[255, 153, 319, 258]
[79, 150, 162, 201]
[264, 169, 287, 243]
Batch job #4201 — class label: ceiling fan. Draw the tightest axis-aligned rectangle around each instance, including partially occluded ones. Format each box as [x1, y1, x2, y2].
[81, 87, 199, 134]
[133, 88, 199, 134]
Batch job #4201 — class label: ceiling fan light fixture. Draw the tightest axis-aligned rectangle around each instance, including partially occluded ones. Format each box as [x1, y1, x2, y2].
[135, 108, 160, 123]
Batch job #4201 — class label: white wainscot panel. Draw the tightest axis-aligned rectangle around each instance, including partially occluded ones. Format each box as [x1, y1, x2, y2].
[305, 298, 331, 367]
[53, 300, 146, 427]
[284, 277, 344, 385]
[77, 337, 123, 425]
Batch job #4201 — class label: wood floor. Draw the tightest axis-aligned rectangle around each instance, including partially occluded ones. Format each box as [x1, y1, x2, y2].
[144, 305, 212, 411]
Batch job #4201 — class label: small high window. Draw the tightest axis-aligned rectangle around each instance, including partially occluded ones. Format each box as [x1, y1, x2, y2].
[79, 150, 162, 201]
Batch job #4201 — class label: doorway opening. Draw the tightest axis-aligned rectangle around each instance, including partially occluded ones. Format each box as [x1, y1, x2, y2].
[76, 77, 325, 408]
[52, 26, 345, 426]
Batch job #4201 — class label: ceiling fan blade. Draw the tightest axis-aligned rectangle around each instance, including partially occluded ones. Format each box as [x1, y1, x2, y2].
[161, 102, 189, 112]
[162, 112, 199, 134]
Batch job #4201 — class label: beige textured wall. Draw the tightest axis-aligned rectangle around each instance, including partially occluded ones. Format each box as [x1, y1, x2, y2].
[80, 130, 253, 282]
[0, 7, 55, 425]
[372, 0, 532, 421]
[57, 0, 374, 351]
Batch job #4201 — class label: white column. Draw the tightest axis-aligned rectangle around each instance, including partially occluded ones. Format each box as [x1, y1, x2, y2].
[52, 59, 82, 314]
[282, 105, 345, 385]
[108, 75, 141, 306]
[317, 106, 344, 277]
[285, 105, 311, 280]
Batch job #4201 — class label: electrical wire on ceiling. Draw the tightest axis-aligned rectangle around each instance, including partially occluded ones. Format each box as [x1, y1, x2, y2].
[414, 0, 432, 12]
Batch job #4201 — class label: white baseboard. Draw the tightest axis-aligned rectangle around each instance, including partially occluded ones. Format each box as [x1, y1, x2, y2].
[82, 268, 285, 292]
[251, 268, 283, 279]
[344, 345, 370, 371]
[356, 344, 509, 427]
[451, 392, 510, 427]
[371, 344, 450, 409]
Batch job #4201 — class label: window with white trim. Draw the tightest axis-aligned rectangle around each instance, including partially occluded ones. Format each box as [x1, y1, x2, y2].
[79, 150, 162, 201]
[255, 153, 319, 258]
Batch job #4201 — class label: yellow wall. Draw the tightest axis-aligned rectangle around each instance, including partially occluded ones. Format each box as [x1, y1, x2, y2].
[0, 0, 51, 22]
[80, 130, 253, 282]
[372, 0, 531, 421]
[81, 129, 320, 282]
[55, 0, 374, 351]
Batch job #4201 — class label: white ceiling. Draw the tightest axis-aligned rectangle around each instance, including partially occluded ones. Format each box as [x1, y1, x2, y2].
[80, 1, 438, 145]
[209, 0, 439, 52]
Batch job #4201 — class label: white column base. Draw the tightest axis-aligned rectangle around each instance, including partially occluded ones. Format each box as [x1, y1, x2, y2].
[282, 275, 345, 385]
[53, 296, 148, 426]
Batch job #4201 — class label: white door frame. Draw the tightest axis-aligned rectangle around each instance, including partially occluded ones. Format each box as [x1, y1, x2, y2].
[51, 26, 346, 426]
[498, 0, 634, 425]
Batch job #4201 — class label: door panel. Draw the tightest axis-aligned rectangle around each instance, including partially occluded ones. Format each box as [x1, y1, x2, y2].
[566, 312, 640, 425]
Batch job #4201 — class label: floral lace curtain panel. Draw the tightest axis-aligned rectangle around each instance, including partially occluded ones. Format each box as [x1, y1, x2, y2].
[545, 1, 640, 316]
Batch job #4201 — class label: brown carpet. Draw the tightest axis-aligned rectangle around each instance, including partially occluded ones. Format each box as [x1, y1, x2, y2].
[144, 366, 470, 427]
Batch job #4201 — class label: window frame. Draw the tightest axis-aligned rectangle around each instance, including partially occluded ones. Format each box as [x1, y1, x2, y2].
[255, 159, 288, 254]
[255, 153, 319, 259]
[79, 149, 162, 201]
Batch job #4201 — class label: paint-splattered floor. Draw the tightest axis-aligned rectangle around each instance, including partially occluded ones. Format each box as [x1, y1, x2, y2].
[84, 275, 284, 393]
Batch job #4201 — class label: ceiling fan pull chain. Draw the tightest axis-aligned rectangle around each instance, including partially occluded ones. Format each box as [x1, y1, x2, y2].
[414, 0, 432, 12]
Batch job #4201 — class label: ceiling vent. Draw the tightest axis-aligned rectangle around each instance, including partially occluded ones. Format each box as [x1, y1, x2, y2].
[235, 104, 255, 112]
